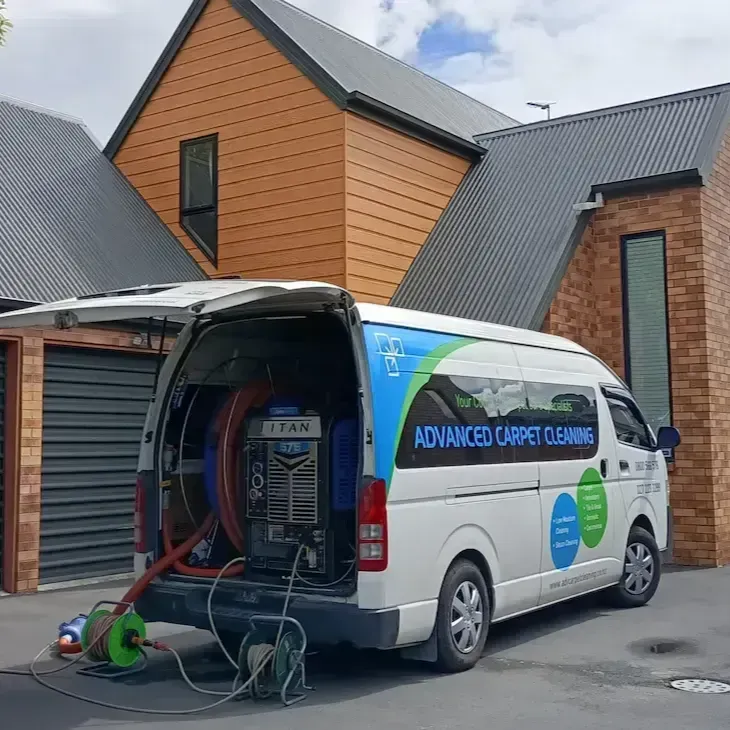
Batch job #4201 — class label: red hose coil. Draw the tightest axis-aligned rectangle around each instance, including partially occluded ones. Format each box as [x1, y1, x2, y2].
[58, 382, 271, 653]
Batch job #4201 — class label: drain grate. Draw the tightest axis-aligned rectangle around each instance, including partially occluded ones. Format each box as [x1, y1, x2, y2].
[669, 679, 730, 694]
[651, 642, 680, 654]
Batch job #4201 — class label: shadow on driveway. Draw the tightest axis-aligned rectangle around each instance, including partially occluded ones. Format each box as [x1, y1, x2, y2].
[0, 591, 610, 727]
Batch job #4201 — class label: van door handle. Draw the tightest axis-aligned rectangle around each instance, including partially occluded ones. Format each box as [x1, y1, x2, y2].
[619, 460, 630, 473]
[600, 459, 608, 478]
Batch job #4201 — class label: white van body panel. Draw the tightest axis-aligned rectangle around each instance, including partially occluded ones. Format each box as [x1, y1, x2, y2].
[0, 280, 354, 328]
[0, 281, 670, 653]
[355, 304, 667, 646]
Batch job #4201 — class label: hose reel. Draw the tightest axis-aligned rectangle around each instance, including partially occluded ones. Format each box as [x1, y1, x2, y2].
[59, 602, 310, 707]
[235, 615, 310, 706]
[75, 601, 150, 679]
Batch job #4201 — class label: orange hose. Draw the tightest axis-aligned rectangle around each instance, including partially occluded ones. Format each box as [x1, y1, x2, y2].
[58, 512, 220, 653]
[161, 510, 243, 578]
[58, 382, 272, 654]
[216, 385, 271, 553]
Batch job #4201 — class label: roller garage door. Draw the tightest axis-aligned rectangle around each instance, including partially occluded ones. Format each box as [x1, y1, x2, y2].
[40, 347, 159, 584]
[0, 347, 5, 587]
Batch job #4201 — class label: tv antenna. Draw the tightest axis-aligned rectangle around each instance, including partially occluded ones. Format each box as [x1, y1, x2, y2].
[526, 101, 556, 120]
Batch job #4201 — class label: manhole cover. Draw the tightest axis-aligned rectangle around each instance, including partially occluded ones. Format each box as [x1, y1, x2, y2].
[628, 637, 700, 657]
[669, 679, 730, 694]
[651, 642, 680, 654]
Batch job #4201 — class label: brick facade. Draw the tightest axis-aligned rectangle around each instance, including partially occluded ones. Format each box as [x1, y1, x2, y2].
[699, 130, 730, 564]
[1, 325, 173, 593]
[543, 173, 730, 565]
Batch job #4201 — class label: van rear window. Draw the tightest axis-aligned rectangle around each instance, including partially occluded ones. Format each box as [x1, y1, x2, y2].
[395, 375, 598, 469]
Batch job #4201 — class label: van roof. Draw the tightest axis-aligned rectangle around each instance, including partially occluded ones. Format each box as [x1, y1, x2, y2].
[356, 302, 590, 356]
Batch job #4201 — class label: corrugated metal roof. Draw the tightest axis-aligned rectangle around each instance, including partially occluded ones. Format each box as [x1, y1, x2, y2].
[240, 0, 518, 141]
[392, 83, 730, 330]
[0, 97, 206, 303]
[105, 0, 518, 159]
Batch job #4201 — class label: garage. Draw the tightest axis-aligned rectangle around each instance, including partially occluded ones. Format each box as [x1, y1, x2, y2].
[39, 346, 159, 584]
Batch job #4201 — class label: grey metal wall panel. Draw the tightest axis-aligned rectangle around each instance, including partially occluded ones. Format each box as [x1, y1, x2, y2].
[0, 97, 206, 304]
[392, 84, 730, 330]
[0, 348, 5, 585]
[39, 347, 158, 584]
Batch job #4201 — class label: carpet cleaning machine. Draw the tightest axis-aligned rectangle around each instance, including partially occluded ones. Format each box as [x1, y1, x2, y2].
[2, 376, 360, 716]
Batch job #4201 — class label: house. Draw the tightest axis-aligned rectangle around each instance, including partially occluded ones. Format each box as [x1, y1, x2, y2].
[3, 0, 730, 592]
[104, 0, 517, 301]
[394, 86, 730, 567]
[0, 96, 206, 592]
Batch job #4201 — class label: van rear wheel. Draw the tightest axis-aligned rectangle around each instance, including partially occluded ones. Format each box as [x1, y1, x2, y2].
[434, 559, 490, 673]
[603, 526, 661, 608]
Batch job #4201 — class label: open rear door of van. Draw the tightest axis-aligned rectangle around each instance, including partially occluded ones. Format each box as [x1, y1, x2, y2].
[0, 280, 355, 329]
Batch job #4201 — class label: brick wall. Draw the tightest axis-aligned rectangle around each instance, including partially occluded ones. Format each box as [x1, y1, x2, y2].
[544, 183, 721, 565]
[1, 324, 173, 593]
[699, 131, 730, 565]
[543, 220, 597, 352]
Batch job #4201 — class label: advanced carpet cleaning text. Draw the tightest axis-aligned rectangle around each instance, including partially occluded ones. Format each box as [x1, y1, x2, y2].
[412, 423, 595, 450]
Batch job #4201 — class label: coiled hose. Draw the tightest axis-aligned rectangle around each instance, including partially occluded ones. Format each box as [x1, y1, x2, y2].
[58, 381, 271, 654]
[0, 546, 306, 716]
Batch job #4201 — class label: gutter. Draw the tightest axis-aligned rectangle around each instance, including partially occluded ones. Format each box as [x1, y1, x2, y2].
[591, 169, 703, 197]
[344, 92, 487, 161]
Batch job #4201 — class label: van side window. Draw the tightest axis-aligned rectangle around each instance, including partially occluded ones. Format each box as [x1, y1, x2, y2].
[523, 382, 599, 462]
[395, 374, 599, 469]
[606, 395, 654, 450]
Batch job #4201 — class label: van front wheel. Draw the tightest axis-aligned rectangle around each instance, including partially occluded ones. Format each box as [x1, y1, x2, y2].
[604, 526, 661, 608]
[434, 559, 490, 673]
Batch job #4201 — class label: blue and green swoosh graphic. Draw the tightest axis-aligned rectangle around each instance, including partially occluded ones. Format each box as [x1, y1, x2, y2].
[363, 323, 475, 487]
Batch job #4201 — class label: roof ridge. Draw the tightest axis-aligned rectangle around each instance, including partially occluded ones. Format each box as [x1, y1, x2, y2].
[250, 0, 518, 125]
[0, 93, 86, 126]
[104, 0, 209, 157]
[0, 93, 104, 150]
[477, 81, 730, 142]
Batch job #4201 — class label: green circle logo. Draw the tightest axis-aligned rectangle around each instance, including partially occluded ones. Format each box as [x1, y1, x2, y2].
[577, 467, 608, 548]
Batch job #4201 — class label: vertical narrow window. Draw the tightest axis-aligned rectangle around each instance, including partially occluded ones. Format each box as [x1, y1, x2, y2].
[180, 134, 218, 264]
[622, 232, 671, 435]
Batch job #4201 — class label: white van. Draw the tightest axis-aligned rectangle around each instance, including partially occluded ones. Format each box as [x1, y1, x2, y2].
[0, 280, 680, 673]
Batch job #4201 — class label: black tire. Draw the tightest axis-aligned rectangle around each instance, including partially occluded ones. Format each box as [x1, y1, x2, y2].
[434, 558, 490, 673]
[603, 526, 661, 608]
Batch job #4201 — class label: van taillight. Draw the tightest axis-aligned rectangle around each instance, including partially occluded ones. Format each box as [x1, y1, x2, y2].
[358, 478, 388, 572]
[134, 475, 146, 553]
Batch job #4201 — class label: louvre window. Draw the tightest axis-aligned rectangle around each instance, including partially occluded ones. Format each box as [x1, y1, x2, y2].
[622, 233, 671, 435]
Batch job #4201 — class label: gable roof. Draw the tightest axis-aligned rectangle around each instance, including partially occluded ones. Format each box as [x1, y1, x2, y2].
[104, 0, 518, 160]
[0, 96, 206, 304]
[392, 82, 730, 330]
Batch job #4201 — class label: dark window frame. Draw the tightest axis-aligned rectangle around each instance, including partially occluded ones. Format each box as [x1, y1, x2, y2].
[179, 134, 219, 265]
[602, 388, 656, 452]
[620, 230, 673, 433]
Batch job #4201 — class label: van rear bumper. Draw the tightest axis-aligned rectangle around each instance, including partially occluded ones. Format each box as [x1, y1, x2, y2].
[135, 580, 399, 650]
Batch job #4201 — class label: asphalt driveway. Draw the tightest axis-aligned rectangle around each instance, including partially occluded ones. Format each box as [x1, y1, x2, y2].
[1, 566, 730, 729]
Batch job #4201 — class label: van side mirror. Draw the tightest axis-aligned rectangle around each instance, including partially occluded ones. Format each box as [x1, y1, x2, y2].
[656, 426, 681, 451]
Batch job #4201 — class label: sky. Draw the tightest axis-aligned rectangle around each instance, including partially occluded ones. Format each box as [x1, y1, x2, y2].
[1, 0, 729, 145]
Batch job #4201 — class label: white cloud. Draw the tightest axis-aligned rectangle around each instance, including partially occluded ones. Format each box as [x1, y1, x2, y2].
[1, 0, 729, 142]
[436, 0, 730, 122]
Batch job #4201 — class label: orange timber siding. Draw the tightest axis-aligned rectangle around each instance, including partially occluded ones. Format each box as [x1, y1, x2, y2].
[344, 114, 470, 304]
[112, 0, 347, 285]
[111, 0, 472, 297]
